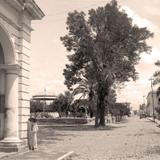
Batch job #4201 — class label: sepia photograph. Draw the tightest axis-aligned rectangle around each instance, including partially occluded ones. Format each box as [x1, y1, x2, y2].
[0, 0, 160, 159]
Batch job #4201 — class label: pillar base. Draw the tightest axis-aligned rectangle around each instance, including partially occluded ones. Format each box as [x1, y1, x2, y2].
[0, 138, 22, 152]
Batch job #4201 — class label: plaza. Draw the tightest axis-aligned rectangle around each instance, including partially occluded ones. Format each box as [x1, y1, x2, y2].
[1, 116, 160, 160]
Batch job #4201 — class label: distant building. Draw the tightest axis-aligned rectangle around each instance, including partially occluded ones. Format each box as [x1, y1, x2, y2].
[139, 104, 145, 118]
[146, 91, 160, 117]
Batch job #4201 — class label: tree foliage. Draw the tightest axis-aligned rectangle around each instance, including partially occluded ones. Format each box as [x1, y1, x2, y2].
[109, 103, 131, 122]
[30, 100, 44, 113]
[30, 100, 53, 118]
[51, 91, 73, 117]
[61, 0, 153, 126]
[71, 99, 89, 117]
[72, 78, 96, 117]
[153, 60, 160, 85]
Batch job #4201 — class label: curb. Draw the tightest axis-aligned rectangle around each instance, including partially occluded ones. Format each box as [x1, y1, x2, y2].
[56, 151, 75, 160]
[147, 117, 160, 125]
[0, 152, 16, 159]
[147, 117, 155, 122]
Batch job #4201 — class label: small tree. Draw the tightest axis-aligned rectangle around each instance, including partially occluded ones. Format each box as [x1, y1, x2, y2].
[51, 91, 73, 117]
[109, 103, 130, 122]
[30, 99, 44, 118]
[61, 0, 153, 127]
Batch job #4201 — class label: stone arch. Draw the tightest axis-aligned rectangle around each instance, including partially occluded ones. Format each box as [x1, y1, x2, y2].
[0, 24, 18, 141]
[0, 24, 15, 64]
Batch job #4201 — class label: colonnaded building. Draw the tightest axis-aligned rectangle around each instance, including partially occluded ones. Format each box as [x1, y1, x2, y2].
[0, 0, 44, 151]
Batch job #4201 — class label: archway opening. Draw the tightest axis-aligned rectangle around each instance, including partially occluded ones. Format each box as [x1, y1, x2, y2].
[0, 24, 16, 141]
[0, 25, 15, 64]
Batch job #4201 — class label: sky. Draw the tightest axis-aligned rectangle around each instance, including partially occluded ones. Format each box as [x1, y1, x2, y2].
[31, 0, 160, 109]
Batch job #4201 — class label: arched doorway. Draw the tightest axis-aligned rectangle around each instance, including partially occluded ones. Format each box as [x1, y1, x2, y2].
[0, 24, 20, 144]
[0, 44, 5, 140]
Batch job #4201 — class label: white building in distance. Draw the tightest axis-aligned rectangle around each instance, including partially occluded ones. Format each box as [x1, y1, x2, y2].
[146, 91, 160, 117]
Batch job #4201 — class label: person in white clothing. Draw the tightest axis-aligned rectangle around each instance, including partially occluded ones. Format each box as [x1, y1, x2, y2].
[28, 118, 39, 150]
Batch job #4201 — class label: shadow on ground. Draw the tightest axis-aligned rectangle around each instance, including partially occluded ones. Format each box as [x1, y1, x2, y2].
[37, 120, 127, 145]
[145, 145, 160, 156]
[40, 124, 126, 132]
[38, 128, 75, 144]
[38, 124, 126, 145]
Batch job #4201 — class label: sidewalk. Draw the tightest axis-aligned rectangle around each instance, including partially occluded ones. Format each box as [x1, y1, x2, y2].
[0, 119, 119, 160]
[147, 117, 160, 126]
[0, 149, 74, 160]
[2, 116, 160, 160]
[0, 152, 16, 159]
[0, 118, 95, 160]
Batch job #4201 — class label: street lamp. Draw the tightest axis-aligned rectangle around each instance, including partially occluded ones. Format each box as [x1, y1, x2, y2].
[149, 78, 155, 121]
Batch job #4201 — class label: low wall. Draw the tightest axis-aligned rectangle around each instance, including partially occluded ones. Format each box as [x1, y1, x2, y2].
[37, 117, 90, 125]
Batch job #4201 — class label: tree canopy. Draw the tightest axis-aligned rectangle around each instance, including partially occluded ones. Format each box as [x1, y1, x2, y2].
[61, 0, 153, 126]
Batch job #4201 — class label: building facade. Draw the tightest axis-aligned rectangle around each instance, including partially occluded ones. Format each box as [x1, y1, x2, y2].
[146, 91, 160, 117]
[0, 0, 44, 151]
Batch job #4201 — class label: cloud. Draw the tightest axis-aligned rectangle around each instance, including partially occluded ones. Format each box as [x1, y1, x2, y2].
[121, 6, 155, 30]
[140, 47, 160, 65]
[121, 6, 160, 48]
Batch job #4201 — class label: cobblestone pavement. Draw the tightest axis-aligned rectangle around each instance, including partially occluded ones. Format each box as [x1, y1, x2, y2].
[2, 116, 160, 160]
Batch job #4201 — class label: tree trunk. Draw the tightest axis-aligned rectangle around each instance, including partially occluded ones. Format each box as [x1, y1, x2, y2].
[95, 81, 109, 127]
[95, 99, 99, 127]
[88, 103, 93, 118]
[99, 106, 105, 126]
[99, 95, 105, 126]
[96, 88, 106, 127]
[95, 112, 99, 127]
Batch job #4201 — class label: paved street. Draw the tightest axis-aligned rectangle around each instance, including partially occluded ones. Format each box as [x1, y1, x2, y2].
[1, 116, 160, 160]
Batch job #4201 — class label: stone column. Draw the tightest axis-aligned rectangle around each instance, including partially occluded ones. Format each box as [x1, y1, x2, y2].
[3, 67, 20, 142]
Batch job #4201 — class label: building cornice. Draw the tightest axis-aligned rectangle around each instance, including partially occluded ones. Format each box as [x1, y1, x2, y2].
[0, 12, 33, 33]
[0, 12, 21, 31]
[24, 0, 45, 20]
[0, 64, 21, 71]
[6, 0, 45, 20]
[6, 0, 24, 11]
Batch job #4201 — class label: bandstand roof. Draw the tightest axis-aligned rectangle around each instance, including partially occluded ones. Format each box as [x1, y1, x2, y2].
[32, 95, 57, 101]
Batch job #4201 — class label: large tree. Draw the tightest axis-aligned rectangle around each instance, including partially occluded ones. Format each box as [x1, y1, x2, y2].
[61, 0, 153, 126]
